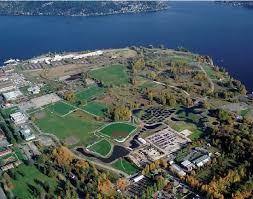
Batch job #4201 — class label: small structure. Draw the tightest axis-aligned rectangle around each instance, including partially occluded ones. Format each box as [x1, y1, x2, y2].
[133, 175, 144, 183]
[20, 126, 35, 141]
[2, 90, 22, 101]
[181, 160, 195, 172]
[10, 112, 28, 125]
[27, 85, 40, 95]
[193, 155, 211, 167]
[170, 164, 186, 177]
[138, 137, 147, 145]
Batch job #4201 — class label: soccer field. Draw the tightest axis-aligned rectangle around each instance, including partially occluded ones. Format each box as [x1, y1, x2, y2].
[47, 101, 76, 116]
[83, 102, 107, 116]
[88, 139, 112, 157]
[32, 109, 104, 146]
[112, 158, 138, 175]
[75, 85, 105, 102]
[99, 122, 136, 142]
[89, 64, 129, 86]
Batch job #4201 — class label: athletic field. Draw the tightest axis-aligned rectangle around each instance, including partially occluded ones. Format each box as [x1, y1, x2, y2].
[75, 84, 105, 102]
[83, 102, 107, 116]
[88, 139, 111, 157]
[112, 158, 138, 175]
[47, 101, 76, 116]
[99, 122, 136, 142]
[32, 109, 103, 146]
[89, 64, 129, 86]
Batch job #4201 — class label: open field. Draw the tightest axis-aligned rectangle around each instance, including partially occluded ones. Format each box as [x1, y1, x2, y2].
[99, 122, 136, 142]
[32, 109, 103, 146]
[88, 139, 112, 157]
[11, 164, 59, 199]
[112, 158, 138, 175]
[75, 84, 105, 102]
[83, 102, 107, 116]
[47, 101, 76, 116]
[202, 64, 219, 80]
[89, 64, 129, 86]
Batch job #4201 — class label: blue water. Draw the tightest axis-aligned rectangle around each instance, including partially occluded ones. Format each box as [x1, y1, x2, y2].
[0, 2, 253, 91]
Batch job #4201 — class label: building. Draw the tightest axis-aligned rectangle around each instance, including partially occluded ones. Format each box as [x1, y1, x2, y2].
[2, 90, 22, 101]
[193, 155, 211, 167]
[133, 175, 145, 183]
[10, 112, 28, 125]
[27, 85, 40, 94]
[138, 137, 147, 145]
[170, 164, 186, 177]
[181, 160, 195, 172]
[0, 81, 15, 93]
[20, 126, 35, 141]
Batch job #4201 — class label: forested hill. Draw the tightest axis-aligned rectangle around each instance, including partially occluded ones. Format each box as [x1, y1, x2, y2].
[0, 1, 169, 16]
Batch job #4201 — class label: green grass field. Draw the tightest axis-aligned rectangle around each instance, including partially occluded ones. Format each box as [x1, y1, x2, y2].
[11, 164, 59, 199]
[47, 101, 76, 116]
[112, 158, 138, 175]
[99, 122, 136, 141]
[75, 85, 105, 102]
[88, 139, 112, 157]
[89, 64, 129, 86]
[32, 109, 103, 146]
[83, 102, 107, 116]
[202, 64, 219, 80]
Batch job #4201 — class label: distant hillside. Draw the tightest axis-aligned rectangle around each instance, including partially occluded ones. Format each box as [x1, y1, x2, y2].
[0, 1, 169, 16]
[218, 1, 253, 9]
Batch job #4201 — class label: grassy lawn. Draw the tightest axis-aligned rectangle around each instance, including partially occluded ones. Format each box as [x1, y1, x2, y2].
[32, 109, 103, 146]
[47, 101, 76, 116]
[240, 108, 250, 117]
[75, 84, 105, 102]
[88, 139, 112, 157]
[202, 64, 219, 80]
[99, 122, 136, 141]
[112, 158, 139, 175]
[138, 80, 157, 89]
[89, 64, 129, 86]
[188, 129, 204, 141]
[83, 102, 107, 117]
[11, 164, 59, 199]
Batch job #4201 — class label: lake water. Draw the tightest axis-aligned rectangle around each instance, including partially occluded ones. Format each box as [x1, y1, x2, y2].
[0, 2, 253, 91]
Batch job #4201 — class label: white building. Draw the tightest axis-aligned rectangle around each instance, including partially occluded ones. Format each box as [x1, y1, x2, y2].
[27, 86, 40, 95]
[138, 137, 147, 145]
[193, 155, 211, 167]
[181, 160, 195, 172]
[20, 126, 35, 141]
[10, 112, 27, 125]
[133, 175, 144, 183]
[170, 164, 186, 177]
[3, 90, 22, 101]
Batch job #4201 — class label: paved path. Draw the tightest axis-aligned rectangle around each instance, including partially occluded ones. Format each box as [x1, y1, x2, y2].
[198, 63, 214, 92]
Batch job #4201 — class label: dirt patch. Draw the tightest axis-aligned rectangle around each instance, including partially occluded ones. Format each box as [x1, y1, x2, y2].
[34, 111, 46, 119]
[64, 136, 80, 145]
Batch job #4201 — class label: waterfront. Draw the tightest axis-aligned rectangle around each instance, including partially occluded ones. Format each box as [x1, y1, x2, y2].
[0, 1, 252, 90]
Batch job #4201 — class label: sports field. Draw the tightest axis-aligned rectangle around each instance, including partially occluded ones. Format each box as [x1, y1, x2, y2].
[32, 109, 103, 146]
[83, 102, 107, 116]
[99, 122, 136, 142]
[88, 139, 112, 157]
[112, 158, 138, 175]
[47, 101, 76, 116]
[75, 84, 105, 102]
[89, 64, 129, 86]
